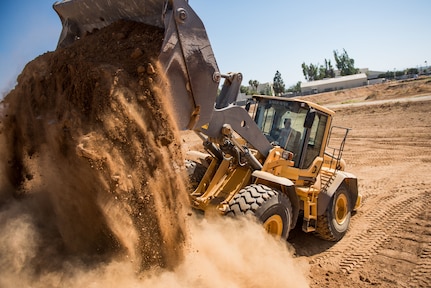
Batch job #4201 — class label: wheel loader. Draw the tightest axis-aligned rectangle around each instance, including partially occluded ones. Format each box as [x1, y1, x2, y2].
[53, 0, 361, 241]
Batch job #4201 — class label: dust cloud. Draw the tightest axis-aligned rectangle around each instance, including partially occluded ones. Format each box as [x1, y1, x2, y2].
[0, 206, 309, 287]
[0, 20, 309, 287]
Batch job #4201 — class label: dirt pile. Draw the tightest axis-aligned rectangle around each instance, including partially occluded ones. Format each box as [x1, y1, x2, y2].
[0, 20, 189, 277]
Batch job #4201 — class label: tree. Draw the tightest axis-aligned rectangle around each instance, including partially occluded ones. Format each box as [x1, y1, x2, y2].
[248, 79, 259, 93]
[319, 59, 335, 79]
[333, 49, 359, 76]
[273, 71, 285, 96]
[240, 85, 250, 94]
[287, 81, 301, 93]
[302, 49, 358, 81]
[405, 68, 418, 75]
[303, 59, 335, 81]
[302, 63, 319, 81]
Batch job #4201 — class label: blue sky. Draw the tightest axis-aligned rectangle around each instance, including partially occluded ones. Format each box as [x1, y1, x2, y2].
[1, 0, 430, 96]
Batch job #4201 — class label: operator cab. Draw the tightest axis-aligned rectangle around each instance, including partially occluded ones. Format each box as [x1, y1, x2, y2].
[250, 95, 333, 169]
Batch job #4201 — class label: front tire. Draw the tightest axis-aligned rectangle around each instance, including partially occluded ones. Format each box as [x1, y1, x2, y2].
[315, 184, 351, 241]
[226, 184, 293, 240]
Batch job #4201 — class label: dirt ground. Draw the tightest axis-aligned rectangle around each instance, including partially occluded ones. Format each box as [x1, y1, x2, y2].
[296, 78, 431, 287]
[182, 77, 431, 287]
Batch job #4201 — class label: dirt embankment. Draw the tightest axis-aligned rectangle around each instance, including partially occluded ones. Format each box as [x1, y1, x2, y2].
[300, 77, 431, 106]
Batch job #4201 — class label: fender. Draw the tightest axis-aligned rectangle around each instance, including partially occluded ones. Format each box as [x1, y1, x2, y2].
[252, 170, 300, 227]
[317, 170, 359, 215]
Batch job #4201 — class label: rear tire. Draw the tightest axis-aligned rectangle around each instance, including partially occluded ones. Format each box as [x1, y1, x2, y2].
[226, 184, 293, 240]
[315, 184, 351, 241]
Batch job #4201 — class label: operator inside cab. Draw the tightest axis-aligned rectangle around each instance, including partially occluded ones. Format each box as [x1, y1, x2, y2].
[276, 118, 301, 154]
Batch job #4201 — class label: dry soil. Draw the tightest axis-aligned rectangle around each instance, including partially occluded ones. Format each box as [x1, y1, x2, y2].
[180, 77, 431, 287]
[294, 78, 431, 287]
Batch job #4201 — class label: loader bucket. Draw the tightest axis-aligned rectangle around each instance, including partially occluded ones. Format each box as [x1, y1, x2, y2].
[53, 0, 219, 130]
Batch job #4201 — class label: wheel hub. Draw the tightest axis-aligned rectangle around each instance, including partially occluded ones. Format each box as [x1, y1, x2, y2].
[335, 194, 348, 225]
[263, 215, 283, 236]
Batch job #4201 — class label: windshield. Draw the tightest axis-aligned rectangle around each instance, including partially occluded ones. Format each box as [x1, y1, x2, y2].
[254, 99, 307, 153]
[253, 98, 328, 168]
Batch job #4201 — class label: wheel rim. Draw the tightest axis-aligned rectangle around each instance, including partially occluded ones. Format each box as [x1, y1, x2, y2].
[263, 215, 283, 236]
[335, 193, 348, 225]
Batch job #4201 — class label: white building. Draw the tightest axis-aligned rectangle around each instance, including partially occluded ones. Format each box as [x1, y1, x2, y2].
[301, 73, 368, 94]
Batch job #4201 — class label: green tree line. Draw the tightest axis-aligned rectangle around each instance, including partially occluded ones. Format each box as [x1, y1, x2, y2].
[240, 48, 359, 96]
[302, 49, 359, 81]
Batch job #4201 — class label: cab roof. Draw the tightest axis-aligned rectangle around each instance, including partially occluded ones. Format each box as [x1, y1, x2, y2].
[251, 94, 335, 117]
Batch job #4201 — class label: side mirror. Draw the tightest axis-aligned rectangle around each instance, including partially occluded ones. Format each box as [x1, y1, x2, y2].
[304, 109, 316, 129]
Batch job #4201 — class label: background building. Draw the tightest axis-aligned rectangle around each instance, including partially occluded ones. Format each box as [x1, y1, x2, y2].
[301, 73, 368, 95]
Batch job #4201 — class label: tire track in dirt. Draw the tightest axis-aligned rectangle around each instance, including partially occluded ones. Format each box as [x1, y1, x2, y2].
[405, 195, 431, 288]
[356, 177, 392, 199]
[306, 84, 431, 286]
[407, 245, 431, 288]
[311, 183, 429, 276]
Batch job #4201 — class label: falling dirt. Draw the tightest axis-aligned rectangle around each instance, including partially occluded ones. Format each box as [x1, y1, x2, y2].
[0, 20, 188, 280]
[0, 20, 309, 287]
